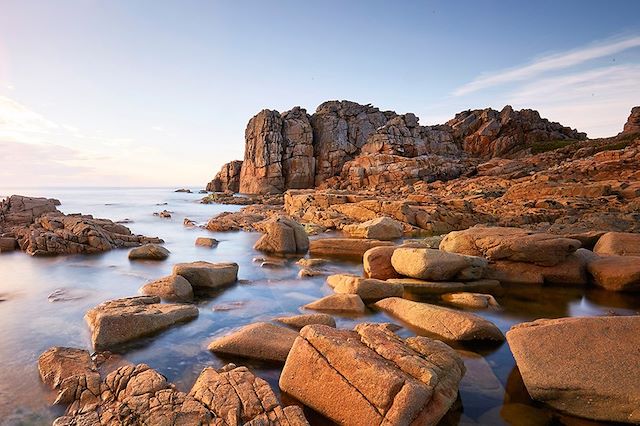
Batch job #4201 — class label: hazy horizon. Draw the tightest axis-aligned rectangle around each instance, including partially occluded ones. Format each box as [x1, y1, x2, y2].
[1, 0, 639, 187]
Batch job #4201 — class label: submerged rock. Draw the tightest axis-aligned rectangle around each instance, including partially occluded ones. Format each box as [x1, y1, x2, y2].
[374, 297, 504, 342]
[390, 278, 501, 295]
[303, 294, 366, 314]
[208, 322, 298, 362]
[85, 296, 198, 349]
[254, 215, 309, 254]
[309, 237, 393, 260]
[173, 261, 238, 288]
[127, 243, 170, 260]
[38, 347, 100, 405]
[342, 216, 404, 240]
[279, 323, 465, 425]
[506, 316, 640, 423]
[140, 275, 194, 302]
[0, 236, 17, 252]
[391, 247, 488, 281]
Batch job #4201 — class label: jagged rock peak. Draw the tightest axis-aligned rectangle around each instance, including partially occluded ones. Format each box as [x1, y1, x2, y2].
[621, 106, 640, 136]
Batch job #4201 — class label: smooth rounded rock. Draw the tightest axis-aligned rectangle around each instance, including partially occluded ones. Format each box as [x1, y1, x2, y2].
[140, 275, 194, 302]
[391, 248, 487, 281]
[173, 261, 238, 288]
[128, 244, 170, 261]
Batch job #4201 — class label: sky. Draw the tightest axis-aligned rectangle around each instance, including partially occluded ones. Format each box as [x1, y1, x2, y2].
[0, 0, 639, 187]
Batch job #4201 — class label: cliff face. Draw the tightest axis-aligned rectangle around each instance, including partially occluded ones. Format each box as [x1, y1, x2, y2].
[208, 100, 592, 194]
[621, 106, 640, 136]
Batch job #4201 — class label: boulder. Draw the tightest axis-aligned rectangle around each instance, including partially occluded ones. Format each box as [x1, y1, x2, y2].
[620, 105, 640, 136]
[140, 275, 194, 302]
[343, 216, 404, 240]
[207, 322, 298, 362]
[593, 231, 640, 256]
[506, 316, 640, 423]
[374, 297, 504, 342]
[363, 246, 402, 280]
[309, 238, 394, 260]
[195, 237, 218, 248]
[303, 294, 366, 314]
[206, 160, 243, 192]
[274, 313, 336, 329]
[391, 248, 488, 281]
[38, 347, 100, 405]
[390, 278, 501, 295]
[173, 261, 238, 288]
[587, 255, 640, 291]
[441, 293, 500, 310]
[128, 243, 170, 261]
[279, 323, 465, 425]
[85, 296, 199, 349]
[0, 236, 17, 252]
[253, 215, 309, 254]
[326, 274, 403, 302]
[439, 226, 581, 266]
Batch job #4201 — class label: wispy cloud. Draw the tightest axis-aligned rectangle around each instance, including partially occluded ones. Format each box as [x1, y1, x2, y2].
[453, 34, 640, 96]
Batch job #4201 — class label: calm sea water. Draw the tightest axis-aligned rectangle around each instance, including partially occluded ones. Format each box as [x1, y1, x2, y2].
[0, 187, 638, 426]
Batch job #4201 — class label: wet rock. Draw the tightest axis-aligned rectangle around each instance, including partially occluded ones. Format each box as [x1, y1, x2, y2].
[593, 231, 640, 256]
[154, 209, 172, 218]
[374, 297, 504, 342]
[274, 313, 336, 330]
[0, 236, 17, 252]
[140, 275, 194, 302]
[127, 243, 170, 261]
[309, 237, 393, 260]
[38, 347, 99, 405]
[457, 350, 505, 404]
[391, 248, 488, 281]
[296, 257, 327, 267]
[587, 255, 640, 291]
[47, 288, 87, 303]
[297, 267, 324, 278]
[326, 273, 403, 302]
[190, 364, 309, 425]
[363, 246, 402, 280]
[343, 216, 404, 240]
[279, 323, 465, 425]
[195, 236, 218, 247]
[85, 296, 199, 349]
[173, 261, 238, 288]
[441, 292, 500, 310]
[506, 316, 640, 423]
[175, 188, 192, 193]
[440, 226, 581, 266]
[183, 218, 197, 227]
[303, 294, 366, 314]
[254, 215, 309, 254]
[208, 322, 298, 362]
[389, 278, 502, 295]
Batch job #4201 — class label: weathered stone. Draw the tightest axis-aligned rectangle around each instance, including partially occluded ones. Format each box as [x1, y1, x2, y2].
[303, 294, 366, 314]
[206, 210, 267, 232]
[309, 237, 393, 260]
[363, 245, 402, 280]
[195, 237, 218, 247]
[326, 273, 403, 302]
[0, 236, 17, 252]
[128, 243, 169, 261]
[85, 296, 198, 349]
[507, 316, 640, 423]
[279, 323, 465, 425]
[343, 216, 404, 240]
[374, 297, 504, 342]
[391, 247, 488, 281]
[620, 106, 640, 136]
[440, 226, 581, 266]
[588, 255, 640, 291]
[254, 215, 309, 254]
[390, 278, 501, 295]
[173, 261, 238, 288]
[208, 322, 298, 362]
[206, 160, 243, 192]
[593, 231, 640, 256]
[274, 313, 336, 330]
[441, 293, 500, 310]
[140, 275, 194, 302]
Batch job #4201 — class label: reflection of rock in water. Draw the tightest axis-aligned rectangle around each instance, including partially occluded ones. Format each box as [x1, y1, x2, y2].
[584, 287, 640, 311]
[457, 350, 505, 415]
[498, 283, 584, 319]
[47, 288, 87, 303]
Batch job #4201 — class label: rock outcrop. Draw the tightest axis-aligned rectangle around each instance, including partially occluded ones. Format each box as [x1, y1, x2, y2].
[0, 195, 162, 256]
[279, 323, 465, 425]
[621, 106, 640, 136]
[206, 159, 243, 192]
[253, 215, 309, 254]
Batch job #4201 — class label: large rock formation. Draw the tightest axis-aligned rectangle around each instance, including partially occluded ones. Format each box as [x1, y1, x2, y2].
[206, 160, 243, 192]
[0, 195, 162, 256]
[621, 106, 640, 136]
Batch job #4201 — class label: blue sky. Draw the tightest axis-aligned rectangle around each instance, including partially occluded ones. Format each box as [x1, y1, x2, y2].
[1, 0, 639, 186]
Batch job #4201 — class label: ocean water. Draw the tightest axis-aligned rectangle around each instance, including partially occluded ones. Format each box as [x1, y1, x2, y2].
[0, 187, 638, 426]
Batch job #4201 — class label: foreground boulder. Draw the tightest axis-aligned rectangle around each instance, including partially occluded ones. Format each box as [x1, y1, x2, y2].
[440, 226, 581, 266]
[309, 238, 393, 260]
[374, 297, 504, 342]
[280, 323, 465, 425]
[140, 275, 194, 302]
[128, 243, 170, 260]
[254, 215, 309, 254]
[208, 322, 298, 362]
[391, 248, 488, 281]
[441, 292, 500, 310]
[342, 216, 404, 240]
[507, 316, 640, 423]
[195, 236, 218, 247]
[173, 261, 239, 288]
[587, 256, 640, 291]
[0, 195, 162, 256]
[85, 296, 198, 349]
[38, 347, 100, 405]
[327, 274, 403, 302]
[593, 231, 640, 256]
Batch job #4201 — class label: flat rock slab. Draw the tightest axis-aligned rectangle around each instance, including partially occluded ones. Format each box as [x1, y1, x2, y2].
[309, 238, 393, 260]
[140, 274, 194, 302]
[374, 297, 504, 342]
[279, 323, 465, 426]
[326, 274, 403, 302]
[593, 231, 640, 256]
[128, 243, 170, 260]
[441, 292, 500, 310]
[85, 296, 198, 349]
[274, 313, 336, 329]
[303, 294, 366, 314]
[507, 316, 640, 423]
[208, 322, 298, 362]
[173, 261, 238, 288]
[588, 255, 640, 292]
[389, 278, 501, 295]
[391, 248, 488, 281]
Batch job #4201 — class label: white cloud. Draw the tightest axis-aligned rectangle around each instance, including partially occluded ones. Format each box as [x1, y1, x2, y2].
[453, 34, 640, 96]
